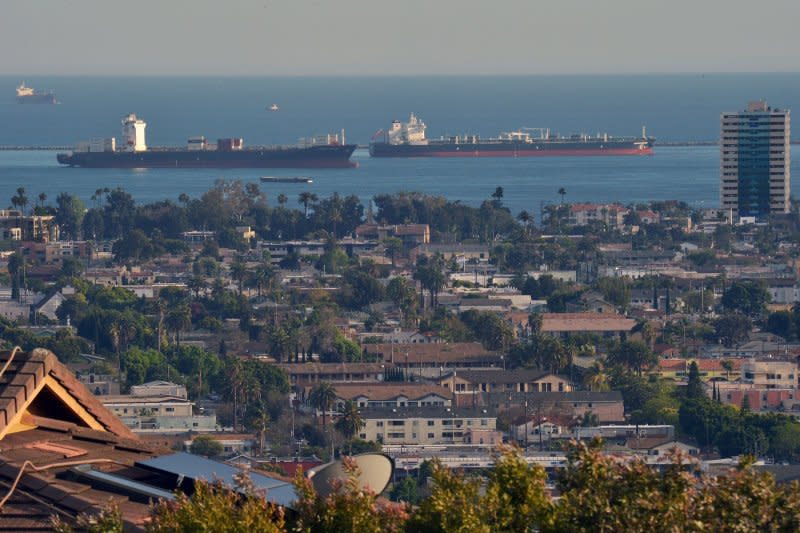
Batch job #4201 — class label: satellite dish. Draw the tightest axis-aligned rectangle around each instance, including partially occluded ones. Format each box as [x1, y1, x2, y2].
[306, 453, 394, 498]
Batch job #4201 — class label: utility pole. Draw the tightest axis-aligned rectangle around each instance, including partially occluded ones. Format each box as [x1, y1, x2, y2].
[538, 403, 543, 451]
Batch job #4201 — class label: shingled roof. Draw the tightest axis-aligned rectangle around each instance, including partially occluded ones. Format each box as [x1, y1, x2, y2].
[0, 347, 135, 441]
[0, 348, 158, 530]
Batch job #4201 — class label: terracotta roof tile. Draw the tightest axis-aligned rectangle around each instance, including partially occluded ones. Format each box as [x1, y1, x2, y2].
[320, 382, 453, 402]
[364, 343, 500, 364]
[540, 313, 636, 333]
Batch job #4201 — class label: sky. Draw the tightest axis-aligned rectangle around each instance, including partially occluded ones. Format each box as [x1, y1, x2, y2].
[2, 0, 799, 76]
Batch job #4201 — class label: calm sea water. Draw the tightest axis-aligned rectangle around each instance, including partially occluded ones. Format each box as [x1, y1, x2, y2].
[1, 74, 799, 217]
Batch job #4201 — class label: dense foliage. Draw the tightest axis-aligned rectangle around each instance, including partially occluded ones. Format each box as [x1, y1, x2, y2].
[63, 444, 800, 533]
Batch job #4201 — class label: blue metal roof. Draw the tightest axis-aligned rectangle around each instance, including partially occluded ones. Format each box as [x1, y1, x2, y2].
[136, 452, 298, 508]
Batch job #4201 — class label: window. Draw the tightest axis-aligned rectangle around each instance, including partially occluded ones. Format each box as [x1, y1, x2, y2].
[388, 432, 405, 439]
[480, 419, 487, 426]
[427, 433, 435, 439]
[427, 420, 434, 426]
[377, 421, 384, 427]
[165, 407, 175, 412]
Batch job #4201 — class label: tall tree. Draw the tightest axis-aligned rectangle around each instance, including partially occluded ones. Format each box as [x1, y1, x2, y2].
[298, 191, 318, 218]
[686, 361, 704, 399]
[55, 193, 86, 240]
[335, 400, 365, 454]
[309, 382, 337, 429]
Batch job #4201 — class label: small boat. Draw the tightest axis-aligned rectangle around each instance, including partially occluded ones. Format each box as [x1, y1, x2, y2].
[269, 104, 279, 112]
[260, 176, 313, 183]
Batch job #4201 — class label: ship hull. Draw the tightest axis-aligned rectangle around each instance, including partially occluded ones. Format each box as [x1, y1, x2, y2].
[57, 145, 358, 169]
[370, 140, 654, 157]
[16, 95, 57, 104]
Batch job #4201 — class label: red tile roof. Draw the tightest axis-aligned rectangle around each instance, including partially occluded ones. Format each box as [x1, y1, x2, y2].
[540, 313, 636, 333]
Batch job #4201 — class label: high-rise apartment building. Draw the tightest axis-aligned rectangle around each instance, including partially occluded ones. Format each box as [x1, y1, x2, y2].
[720, 101, 790, 219]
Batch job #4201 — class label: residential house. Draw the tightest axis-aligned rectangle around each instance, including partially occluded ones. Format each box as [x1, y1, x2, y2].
[101, 381, 217, 434]
[358, 406, 498, 446]
[437, 369, 572, 399]
[363, 342, 504, 377]
[485, 391, 626, 423]
[279, 362, 389, 388]
[355, 223, 430, 246]
[567, 203, 628, 229]
[316, 382, 453, 410]
[410, 243, 490, 263]
[540, 312, 637, 339]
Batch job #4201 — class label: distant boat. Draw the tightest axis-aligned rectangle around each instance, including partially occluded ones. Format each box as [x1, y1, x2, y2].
[16, 82, 57, 104]
[260, 176, 312, 183]
[269, 104, 279, 112]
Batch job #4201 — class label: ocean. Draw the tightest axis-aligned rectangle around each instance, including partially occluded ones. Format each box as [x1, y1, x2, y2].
[1, 74, 799, 217]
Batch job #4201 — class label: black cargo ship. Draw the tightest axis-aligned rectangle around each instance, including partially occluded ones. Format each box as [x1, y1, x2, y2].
[57, 114, 357, 169]
[370, 114, 654, 157]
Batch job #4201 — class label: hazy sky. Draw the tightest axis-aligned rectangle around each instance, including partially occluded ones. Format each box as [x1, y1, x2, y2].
[3, 0, 799, 76]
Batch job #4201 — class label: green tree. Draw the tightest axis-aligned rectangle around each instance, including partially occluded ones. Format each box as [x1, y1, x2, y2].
[298, 191, 318, 218]
[335, 400, 365, 454]
[607, 340, 656, 376]
[309, 382, 337, 429]
[55, 193, 86, 240]
[189, 435, 223, 457]
[722, 280, 770, 317]
[292, 457, 408, 533]
[148, 476, 285, 533]
[582, 360, 610, 392]
[390, 477, 419, 504]
[714, 313, 752, 347]
[686, 361, 704, 399]
[414, 254, 446, 309]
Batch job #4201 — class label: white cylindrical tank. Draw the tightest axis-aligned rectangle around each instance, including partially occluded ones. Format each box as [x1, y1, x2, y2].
[121, 113, 147, 152]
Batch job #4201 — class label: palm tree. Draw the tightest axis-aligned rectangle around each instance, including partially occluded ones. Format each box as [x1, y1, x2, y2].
[558, 187, 566, 205]
[187, 276, 207, 299]
[11, 187, 28, 214]
[721, 359, 734, 381]
[253, 405, 270, 456]
[224, 359, 245, 431]
[517, 210, 532, 237]
[335, 400, 365, 455]
[37, 192, 47, 211]
[165, 305, 192, 346]
[277, 193, 288, 207]
[298, 191, 318, 218]
[230, 256, 248, 295]
[309, 382, 337, 429]
[583, 360, 610, 392]
[329, 207, 342, 238]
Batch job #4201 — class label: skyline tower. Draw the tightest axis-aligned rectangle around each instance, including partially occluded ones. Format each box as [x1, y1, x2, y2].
[720, 101, 790, 219]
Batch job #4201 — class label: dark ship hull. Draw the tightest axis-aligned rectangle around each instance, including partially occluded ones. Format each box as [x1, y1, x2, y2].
[16, 94, 57, 104]
[370, 139, 654, 157]
[57, 145, 358, 168]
